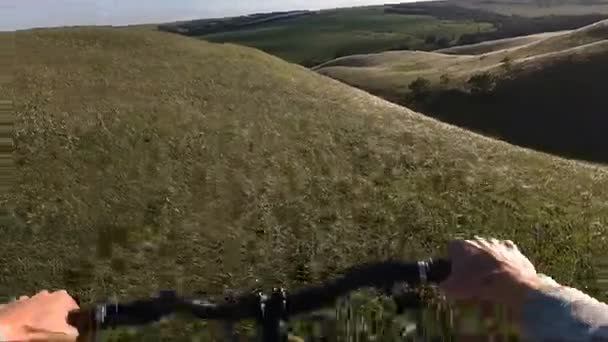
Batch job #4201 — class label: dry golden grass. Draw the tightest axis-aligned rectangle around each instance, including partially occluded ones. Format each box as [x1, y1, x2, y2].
[316, 19, 608, 96]
[435, 31, 569, 55]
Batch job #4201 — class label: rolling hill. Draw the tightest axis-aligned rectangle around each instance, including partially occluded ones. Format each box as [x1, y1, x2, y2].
[315, 19, 608, 163]
[316, 19, 608, 87]
[157, 1, 608, 68]
[3, 25, 608, 339]
[160, 5, 495, 67]
[451, 0, 608, 16]
[436, 30, 567, 54]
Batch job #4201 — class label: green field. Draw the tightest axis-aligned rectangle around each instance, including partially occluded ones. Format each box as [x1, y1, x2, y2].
[3, 25, 608, 340]
[197, 7, 494, 66]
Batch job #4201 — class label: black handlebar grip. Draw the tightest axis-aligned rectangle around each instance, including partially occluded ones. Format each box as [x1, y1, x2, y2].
[67, 308, 99, 341]
[427, 258, 451, 283]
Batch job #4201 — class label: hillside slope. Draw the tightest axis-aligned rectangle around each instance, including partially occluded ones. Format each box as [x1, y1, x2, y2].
[315, 19, 608, 162]
[436, 30, 568, 55]
[452, 0, 608, 16]
[160, 6, 494, 67]
[2, 27, 608, 337]
[316, 19, 608, 88]
[503, 18, 608, 58]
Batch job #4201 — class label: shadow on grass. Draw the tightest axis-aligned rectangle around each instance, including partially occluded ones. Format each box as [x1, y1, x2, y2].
[400, 53, 608, 164]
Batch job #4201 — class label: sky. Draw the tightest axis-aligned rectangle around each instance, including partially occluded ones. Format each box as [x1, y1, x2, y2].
[1, 0, 409, 31]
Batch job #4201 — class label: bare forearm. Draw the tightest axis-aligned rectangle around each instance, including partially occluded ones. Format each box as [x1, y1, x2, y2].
[519, 275, 608, 341]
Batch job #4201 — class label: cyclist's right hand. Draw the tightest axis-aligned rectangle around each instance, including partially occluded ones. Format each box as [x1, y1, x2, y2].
[439, 237, 544, 313]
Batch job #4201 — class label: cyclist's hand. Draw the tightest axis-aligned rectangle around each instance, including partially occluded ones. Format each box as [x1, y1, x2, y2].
[0, 290, 79, 341]
[440, 237, 543, 311]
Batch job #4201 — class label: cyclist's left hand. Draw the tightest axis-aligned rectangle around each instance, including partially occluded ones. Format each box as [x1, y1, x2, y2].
[0, 290, 79, 341]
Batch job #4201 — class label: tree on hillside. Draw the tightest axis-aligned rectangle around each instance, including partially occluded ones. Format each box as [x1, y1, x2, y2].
[501, 55, 514, 79]
[436, 37, 451, 49]
[408, 77, 432, 101]
[424, 35, 437, 45]
[467, 72, 496, 95]
[440, 74, 451, 87]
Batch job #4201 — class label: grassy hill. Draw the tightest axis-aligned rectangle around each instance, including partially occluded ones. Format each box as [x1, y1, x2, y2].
[158, 1, 608, 68]
[160, 6, 496, 67]
[316, 18, 608, 82]
[315, 19, 608, 162]
[451, 0, 608, 16]
[3, 26, 608, 339]
[436, 31, 567, 54]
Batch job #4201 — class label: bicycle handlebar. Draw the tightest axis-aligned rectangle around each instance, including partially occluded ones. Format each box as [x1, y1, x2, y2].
[68, 258, 451, 339]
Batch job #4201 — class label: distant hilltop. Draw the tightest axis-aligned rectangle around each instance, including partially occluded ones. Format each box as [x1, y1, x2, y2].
[159, 10, 317, 36]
